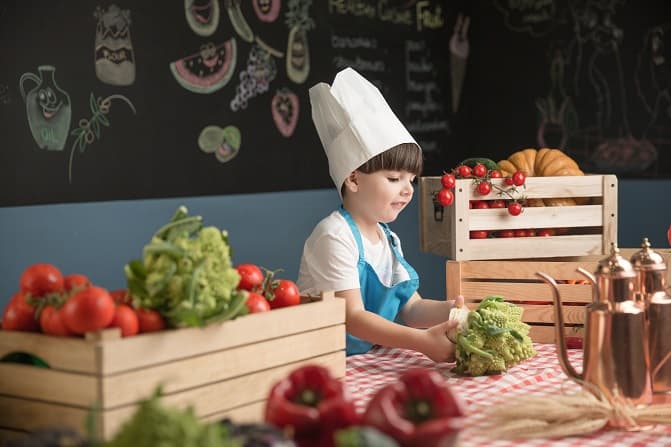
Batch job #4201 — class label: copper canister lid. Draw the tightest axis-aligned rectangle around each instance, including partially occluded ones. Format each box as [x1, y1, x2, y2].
[595, 243, 636, 278]
[630, 238, 666, 271]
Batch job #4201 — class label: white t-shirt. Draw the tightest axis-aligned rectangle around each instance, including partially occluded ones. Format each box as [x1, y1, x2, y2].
[297, 211, 411, 296]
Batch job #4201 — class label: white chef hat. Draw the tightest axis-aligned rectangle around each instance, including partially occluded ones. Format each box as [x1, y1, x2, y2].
[309, 67, 419, 196]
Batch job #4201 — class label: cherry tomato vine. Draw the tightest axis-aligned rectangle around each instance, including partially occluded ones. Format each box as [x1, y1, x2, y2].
[434, 163, 527, 217]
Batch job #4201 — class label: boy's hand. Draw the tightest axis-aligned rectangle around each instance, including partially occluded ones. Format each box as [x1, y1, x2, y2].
[420, 295, 466, 363]
[422, 319, 460, 363]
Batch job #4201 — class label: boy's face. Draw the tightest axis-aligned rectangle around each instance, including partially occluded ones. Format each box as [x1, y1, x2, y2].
[346, 169, 415, 223]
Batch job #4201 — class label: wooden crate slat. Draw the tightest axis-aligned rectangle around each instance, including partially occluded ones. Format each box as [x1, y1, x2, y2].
[0, 332, 96, 373]
[99, 293, 344, 374]
[457, 282, 592, 303]
[469, 205, 603, 230]
[202, 400, 266, 424]
[0, 363, 98, 407]
[453, 259, 600, 279]
[464, 235, 604, 260]
[529, 326, 585, 344]
[519, 304, 586, 325]
[102, 325, 345, 408]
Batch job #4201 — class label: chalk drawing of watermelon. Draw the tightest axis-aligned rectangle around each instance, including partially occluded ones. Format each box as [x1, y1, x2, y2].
[170, 38, 237, 94]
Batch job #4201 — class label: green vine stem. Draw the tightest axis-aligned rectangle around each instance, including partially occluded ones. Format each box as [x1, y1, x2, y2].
[67, 93, 136, 184]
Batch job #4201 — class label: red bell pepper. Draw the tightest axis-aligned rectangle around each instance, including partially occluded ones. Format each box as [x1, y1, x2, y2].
[264, 364, 359, 447]
[362, 368, 465, 447]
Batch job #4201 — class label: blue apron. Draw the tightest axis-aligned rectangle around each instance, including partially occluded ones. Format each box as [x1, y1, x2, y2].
[338, 208, 420, 355]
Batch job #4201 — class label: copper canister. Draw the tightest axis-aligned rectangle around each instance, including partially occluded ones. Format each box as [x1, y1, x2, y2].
[631, 238, 671, 393]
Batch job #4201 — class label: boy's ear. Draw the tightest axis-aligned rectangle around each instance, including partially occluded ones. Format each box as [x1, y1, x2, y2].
[343, 171, 359, 192]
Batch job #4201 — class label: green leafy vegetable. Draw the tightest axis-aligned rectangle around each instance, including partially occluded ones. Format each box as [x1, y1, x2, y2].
[449, 296, 536, 376]
[124, 206, 247, 327]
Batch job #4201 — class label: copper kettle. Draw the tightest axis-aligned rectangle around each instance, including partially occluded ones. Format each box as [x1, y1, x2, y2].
[536, 244, 652, 424]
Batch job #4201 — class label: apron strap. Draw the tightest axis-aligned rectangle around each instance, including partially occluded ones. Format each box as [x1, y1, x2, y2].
[338, 207, 365, 262]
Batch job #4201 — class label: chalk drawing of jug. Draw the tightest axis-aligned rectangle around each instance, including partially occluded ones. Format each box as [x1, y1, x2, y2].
[19, 65, 72, 151]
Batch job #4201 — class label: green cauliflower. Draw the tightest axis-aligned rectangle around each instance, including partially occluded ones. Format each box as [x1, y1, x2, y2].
[124, 206, 247, 327]
[449, 295, 536, 376]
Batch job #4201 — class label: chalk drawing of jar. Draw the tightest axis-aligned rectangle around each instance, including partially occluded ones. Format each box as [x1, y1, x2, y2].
[19, 65, 72, 151]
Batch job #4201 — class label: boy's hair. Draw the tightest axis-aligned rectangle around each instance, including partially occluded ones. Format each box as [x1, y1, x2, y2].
[341, 143, 423, 196]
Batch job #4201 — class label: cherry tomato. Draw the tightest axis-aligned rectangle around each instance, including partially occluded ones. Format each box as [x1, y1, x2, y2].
[472, 164, 487, 177]
[456, 165, 471, 178]
[565, 336, 583, 349]
[435, 189, 454, 206]
[246, 292, 271, 313]
[667, 224, 671, 247]
[61, 286, 116, 335]
[469, 230, 489, 239]
[64, 274, 90, 292]
[135, 308, 166, 333]
[440, 173, 456, 189]
[504, 177, 514, 186]
[514, 229, 528, 237]
[20, 263, 64, 297]
[473, 200, 489, 209]
[2, 292, 40, 332]
[268, 279, 301, 309]
[526, 229, 536, 237]
[236, 264, 265, 292]
[537, 229, 556, 237]
[108, 304, 139, 337]
[512, 171, 526, 186]
[489, 200, 506, 209]
[489, 169, 502, 178]
[40, 305, 73, 336]
[508, 202, 523, 216]
[476, 181, 492, 195]
[497, 229, 515, 238]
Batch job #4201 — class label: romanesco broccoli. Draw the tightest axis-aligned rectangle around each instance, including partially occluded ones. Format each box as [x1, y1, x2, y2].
[124, 206, 247, 327]
[449, 295, 536, 376]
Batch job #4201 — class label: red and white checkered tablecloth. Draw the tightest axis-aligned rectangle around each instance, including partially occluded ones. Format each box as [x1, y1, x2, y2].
[346, 343, 671, 446]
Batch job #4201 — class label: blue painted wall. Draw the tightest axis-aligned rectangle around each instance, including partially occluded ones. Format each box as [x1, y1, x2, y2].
[1, 179, 670, 309]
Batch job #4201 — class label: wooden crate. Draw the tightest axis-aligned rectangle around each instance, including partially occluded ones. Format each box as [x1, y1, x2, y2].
[0, 292, 345, 441]
[445, 249, 671, 343]
[419, 175, 618, 260]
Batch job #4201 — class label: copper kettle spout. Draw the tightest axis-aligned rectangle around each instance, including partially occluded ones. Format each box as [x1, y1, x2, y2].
[536, 271, 581, 383]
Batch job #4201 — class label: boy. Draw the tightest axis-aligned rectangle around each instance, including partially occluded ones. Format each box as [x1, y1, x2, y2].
[297, 68, 462, 362]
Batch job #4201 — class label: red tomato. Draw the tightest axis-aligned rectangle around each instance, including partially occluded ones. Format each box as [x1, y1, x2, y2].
[473, 200, 489, 209]
[497, 229, 515, 238]
[565, 336, 583, 349]
[61, 286, 115, 335]
[512, 171, 526, 186]
[472, 164, 487, 177]
[469, 230, 489, 239]
[108, 305, 139, 337]
[435, 189, 454, 206]
[489, 200, 506, 209]
[236, 264, 265, 291]
[667, 224, 671, 247]
[489, 169, 502, 178]
[40, 305, 73, 336]
[20, 263, 64, 297]
[537, 229, 556, 237]
[514, 229, 528, 237]
[64, 274, 90, 292]
[456, 165, 471, 178]
[440, 173, 456, 189]
[110, 289, 132, 305]
[508, 202, 523, 216]
[476, 181, 492, 195]
[268, 279, 300, 309]
[2, 292, 40, 332]
[246, 292, 271, 313]
[135, 308, 166, 333]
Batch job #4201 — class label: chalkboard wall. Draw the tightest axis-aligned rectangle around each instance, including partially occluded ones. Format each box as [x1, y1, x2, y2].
[1, 0, 669, 207]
